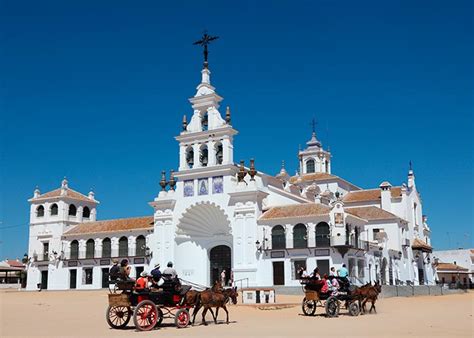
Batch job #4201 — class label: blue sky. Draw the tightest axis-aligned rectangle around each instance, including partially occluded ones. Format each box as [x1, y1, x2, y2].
[1, 1, 472, 259]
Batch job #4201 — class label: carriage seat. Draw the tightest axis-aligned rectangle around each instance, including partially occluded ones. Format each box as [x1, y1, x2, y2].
[115, 280, 135, 291]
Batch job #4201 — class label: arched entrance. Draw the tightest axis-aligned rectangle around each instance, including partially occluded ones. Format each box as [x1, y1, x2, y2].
[210, 245, 231, 286]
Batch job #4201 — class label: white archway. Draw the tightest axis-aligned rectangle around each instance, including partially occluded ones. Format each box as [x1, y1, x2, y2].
[177, 202, 231, 238]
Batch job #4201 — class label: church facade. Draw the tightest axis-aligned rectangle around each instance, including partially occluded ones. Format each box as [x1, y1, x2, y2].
[25, 59, 436, 290]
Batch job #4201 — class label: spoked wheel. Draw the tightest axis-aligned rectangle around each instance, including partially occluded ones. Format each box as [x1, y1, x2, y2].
[133, 300, 159, 331]
[348, 302, 360, 316]
[175, 308, 190, 328]
[302, 298, 316, 316]
[106, 305, 131, 329]
[325, 296, 340, 318]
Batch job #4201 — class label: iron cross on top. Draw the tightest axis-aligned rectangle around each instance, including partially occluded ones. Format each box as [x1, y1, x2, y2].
[193, 32, 219, 68]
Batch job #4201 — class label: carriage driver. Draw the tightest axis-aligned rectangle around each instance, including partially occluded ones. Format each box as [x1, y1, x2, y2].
[163, 261, 178, 280]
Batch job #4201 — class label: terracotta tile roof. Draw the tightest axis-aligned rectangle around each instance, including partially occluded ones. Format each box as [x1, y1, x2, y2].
[346, 206, 400, 221]
[6, 260, 25, 268]
[343, 187, 402, 203]
[289, 172, 336, 184]
[31, 188, 92, 202]
[435, 263, 469, 272]
[259, 203, 330, 221]
[63, 216, 153, 236]
[412, 238, 433, 252]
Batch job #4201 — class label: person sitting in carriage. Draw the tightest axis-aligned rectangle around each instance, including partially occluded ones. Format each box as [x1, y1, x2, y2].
[328, 275, 340, 296]
[320, 274, 330, 294]
[135, 271, 151, 291]
[119, 259, 133, 281]
[310, 267, 321, 280]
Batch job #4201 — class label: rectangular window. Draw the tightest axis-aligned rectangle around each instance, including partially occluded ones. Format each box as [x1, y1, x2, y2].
[372, 229, 380, 241]
[43, 242, 49, 261]
[357, 260, 365, 279]
[212, 176, 224, 194]
[316, 259, 330, 277]
[84, 268, 93, 285]
[184, 180, 194, 197]
[198, 178, 209, 195]
[292, 259, 307, 279]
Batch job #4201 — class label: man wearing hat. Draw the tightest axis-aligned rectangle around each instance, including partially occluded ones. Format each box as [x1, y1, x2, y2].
[150, 263, 162, 285]
[109, 259, 120, 282]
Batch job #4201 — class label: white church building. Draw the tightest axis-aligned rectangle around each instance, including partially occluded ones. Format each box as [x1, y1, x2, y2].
[25, 54, 436, 290]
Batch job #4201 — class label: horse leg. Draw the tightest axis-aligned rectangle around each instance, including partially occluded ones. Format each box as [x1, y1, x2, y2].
[209, 308, 216, 322]
[223, 305, 229, 324]
[361, 298, 368, 313]
[370, 299, 376, 313]
[214, 306, 219, 324]
[201, 307, 208, 326]
[192, 303, 201, 325]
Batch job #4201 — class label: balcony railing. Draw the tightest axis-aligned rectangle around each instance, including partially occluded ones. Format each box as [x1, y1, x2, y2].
[64, 248, 150, 260]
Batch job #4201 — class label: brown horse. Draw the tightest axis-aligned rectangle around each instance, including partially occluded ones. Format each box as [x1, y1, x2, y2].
[194, 286, 238, 325]
[361, 281, 382, 313]
[186, 281, 222, 324]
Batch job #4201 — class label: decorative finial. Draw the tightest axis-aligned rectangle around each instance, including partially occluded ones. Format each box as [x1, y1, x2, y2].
[409, 160, 413, 171]
[237, 160, 247, 182]
[249, 158, 257, 181]
[182, 115, 187, 131]
[168, 170, 176, 191]
[193, 31, 219, 69]
[34, 186, 41, 198]
[88, 189, 95, 200]
[225, 106, 231, 124]
[61, 176, 68, 188]
[310, 118, 317, 134]
[159, 171, 168, 191]
[281, 160, 285, 169]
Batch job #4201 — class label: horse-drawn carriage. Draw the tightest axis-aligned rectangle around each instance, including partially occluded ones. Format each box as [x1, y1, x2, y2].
[300, 277, 361, 317]
[106, 278, 192, 331]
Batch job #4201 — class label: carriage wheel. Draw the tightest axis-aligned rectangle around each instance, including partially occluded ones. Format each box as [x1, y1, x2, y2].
[106, 305, 131, 329]
[348, 302, 360, 316]
[175, 309, 190, 328]
[325, 296, 340, 318]
[133, 300, 159, 331]
[301, 298, 316, 316]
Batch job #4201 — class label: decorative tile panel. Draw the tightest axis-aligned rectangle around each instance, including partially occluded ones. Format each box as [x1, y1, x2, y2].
[198, 178, 209, 196]
[212, 176, 224, 194]
[184, 180, 194, 197]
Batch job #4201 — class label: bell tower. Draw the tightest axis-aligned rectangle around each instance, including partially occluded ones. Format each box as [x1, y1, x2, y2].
[298, 120, 331, 175]
[176, 33, 237, 172]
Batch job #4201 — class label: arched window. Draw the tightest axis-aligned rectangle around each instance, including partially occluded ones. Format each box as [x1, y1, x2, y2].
[68, 204, 77, 216]
[83, 206, 90, 219]
[306, 159, 315, 173]
[86, 239, 95, 258]
[200, 144, 208, 167]
[36, 205, 45, 217]
[293, 223, 307, 248]
[215, 142, 223, 165]
[272, 225, 286, 250]
[136, 235, 146, 256]
[202, 112, 208, 131]
[325, 160, 329, 173]
[185, 146, 194, 168]
[315, 222, 330, 247]
[70, 240, 79, 260]
[50, 203, 58, 216]
[102, 238, 111, 258]
[119, 236, 128, 257]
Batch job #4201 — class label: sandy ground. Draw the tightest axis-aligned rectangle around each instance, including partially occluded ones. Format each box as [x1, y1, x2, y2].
[0, 289, 472, 337]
